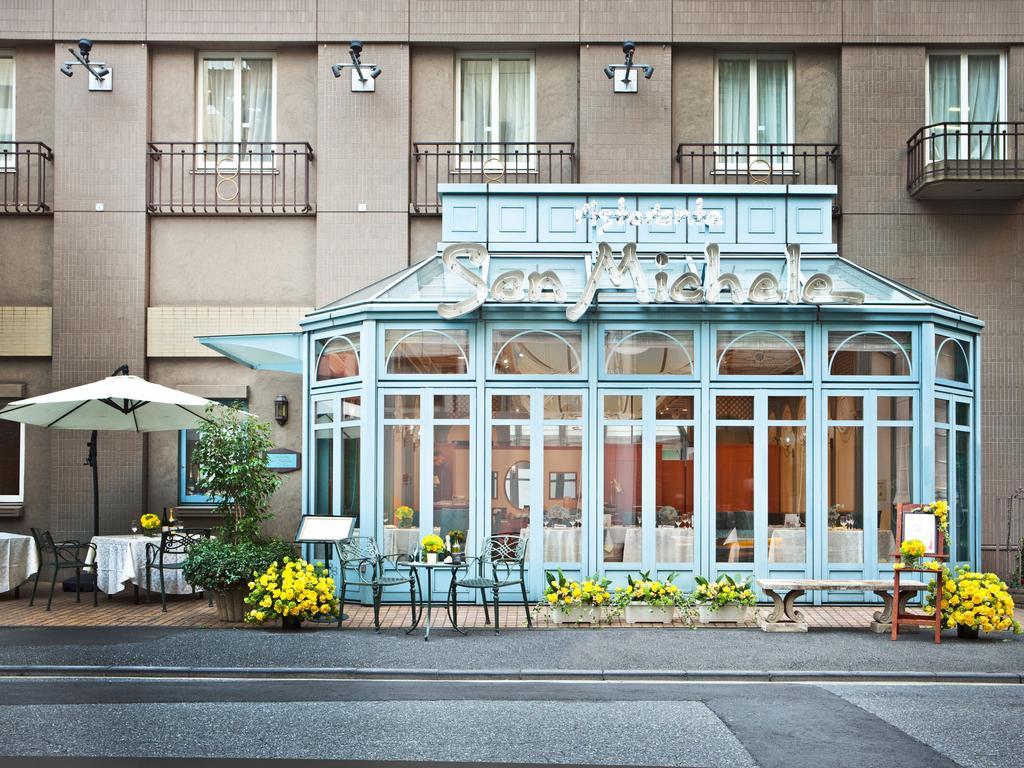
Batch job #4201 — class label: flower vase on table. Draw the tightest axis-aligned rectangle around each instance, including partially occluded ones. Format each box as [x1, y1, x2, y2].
[139, 513, 161, 537]
[421, 534, 444, 565]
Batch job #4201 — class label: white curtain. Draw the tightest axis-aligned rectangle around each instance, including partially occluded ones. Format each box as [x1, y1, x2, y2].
[0, 57, 12, 148]
[718, 59, 749, 149]
[757, 60, 788, 163]
[498, 59, 530, 153]
[241, 57, 273, 154]
[968, 55, 999, 159]
[929, 55, 960, 162]
[203, 58, 235, 153]
[460, 59, 491, 149]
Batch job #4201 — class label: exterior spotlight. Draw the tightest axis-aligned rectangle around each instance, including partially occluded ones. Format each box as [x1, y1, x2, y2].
[605, 40, 654, 93]
[274, 394, 289, 426]
[59, 38, 112, 90]
[330, 40, 381, 92]
[60, 63, 74, 77]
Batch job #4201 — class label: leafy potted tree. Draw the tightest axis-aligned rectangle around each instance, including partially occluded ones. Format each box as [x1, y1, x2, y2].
[181, 404, 290, 622]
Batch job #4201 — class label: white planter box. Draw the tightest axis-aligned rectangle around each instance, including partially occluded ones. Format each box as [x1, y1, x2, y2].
[697, 604, 751, 624]
[623, 603, 675, 625]
[548, 605, 606, 625]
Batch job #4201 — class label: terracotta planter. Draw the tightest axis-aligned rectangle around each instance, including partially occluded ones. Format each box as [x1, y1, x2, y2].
[697, 604, 751, 624]
[623, 603, 675, 625]
[548, 605, 605, 625]
[213, 587, 248, 623]
[956, 625, 980, 640]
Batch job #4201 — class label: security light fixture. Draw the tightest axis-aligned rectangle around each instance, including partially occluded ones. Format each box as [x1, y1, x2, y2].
[331, 40, 382, 92]
[274, 394, 289, 426]
[59, 38, 112, 90]
[604, 40, 654, 93]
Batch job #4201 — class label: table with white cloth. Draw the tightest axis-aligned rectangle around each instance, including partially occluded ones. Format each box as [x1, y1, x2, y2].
[524, 526, 580, 562]
[0, 532, 40, 595]
[767, 527, 900, 564]
[382, 526, 445, 557]
[85, 534, 193, 596]
[604, 526, 694, 563]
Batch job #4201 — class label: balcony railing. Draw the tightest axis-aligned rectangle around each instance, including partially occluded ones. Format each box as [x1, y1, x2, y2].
[676, 143, 840, 189]
[411, 141, 577, 215]
[1, 142, 54, 214]
[146, 142, 314, 215]
[907, 122, 1024, 198]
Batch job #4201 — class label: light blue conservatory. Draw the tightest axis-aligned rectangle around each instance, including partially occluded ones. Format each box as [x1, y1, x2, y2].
[212, 183, 984, 606]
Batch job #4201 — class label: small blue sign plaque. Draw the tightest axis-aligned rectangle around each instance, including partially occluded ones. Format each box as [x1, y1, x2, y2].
[266, 448, 301, 473]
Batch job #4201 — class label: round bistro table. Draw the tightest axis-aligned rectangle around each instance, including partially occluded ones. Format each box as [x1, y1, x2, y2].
[398, 560, 468, 641]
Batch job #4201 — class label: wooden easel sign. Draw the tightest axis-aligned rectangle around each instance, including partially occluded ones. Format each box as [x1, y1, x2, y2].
[902, 511, 939, 555]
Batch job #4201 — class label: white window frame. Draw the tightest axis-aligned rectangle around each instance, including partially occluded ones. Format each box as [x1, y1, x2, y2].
[924, 50, 1007, 163]
[713, 53, 795, 171]
[454, 51, 536, 172]
[195, 51, 277, 171]
[0, 418, 25, 503]
[0, 51, 14, 171]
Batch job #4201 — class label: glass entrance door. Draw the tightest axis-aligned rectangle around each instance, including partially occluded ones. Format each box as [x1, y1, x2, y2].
[488, 389, 586, 597]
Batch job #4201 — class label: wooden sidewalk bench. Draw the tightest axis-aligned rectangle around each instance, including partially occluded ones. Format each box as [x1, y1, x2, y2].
[756, 578, 929, 633]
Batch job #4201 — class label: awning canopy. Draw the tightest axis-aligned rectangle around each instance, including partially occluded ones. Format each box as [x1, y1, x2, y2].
[197, 332, 302, 374]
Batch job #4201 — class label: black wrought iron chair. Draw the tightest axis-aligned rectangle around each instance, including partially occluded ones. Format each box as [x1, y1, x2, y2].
[144, 528, 212, 612]
[449, 534, 531, 633]
[335, 536, 419, 631]
[28, 527, 98, 611]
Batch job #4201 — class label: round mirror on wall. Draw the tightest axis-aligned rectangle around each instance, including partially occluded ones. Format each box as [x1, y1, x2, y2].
[505, 460, 531, 510]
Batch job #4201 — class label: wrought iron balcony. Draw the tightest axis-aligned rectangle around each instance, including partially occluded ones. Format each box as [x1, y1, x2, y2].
[907, 122, 1024, 198]
[0, 142, 54, 214]
[146, 142, 315, 215]
[675, 143, 840, 190]
[411, 141, 577, 215]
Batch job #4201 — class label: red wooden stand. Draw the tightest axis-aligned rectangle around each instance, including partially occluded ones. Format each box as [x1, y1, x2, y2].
[891, 503, 947, 644]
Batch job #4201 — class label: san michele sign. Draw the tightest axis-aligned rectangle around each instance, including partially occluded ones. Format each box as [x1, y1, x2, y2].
[436, 198, 865, 321]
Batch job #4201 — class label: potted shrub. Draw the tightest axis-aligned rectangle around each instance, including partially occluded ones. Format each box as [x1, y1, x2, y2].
[612, 571, 691, 625]
[244, 556, 340, 631]
[182, 404, 284, 621]
[692, 574, 757, 624]
[183, 538, 296, 622]
[540, 569, 612, 625]
[924, 564, 1023, 639]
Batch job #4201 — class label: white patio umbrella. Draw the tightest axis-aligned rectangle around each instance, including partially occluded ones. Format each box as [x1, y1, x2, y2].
[0, 365, 222, 538]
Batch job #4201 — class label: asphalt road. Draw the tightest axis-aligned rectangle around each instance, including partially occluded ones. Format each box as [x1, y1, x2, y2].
[0, 677, 1019, 767]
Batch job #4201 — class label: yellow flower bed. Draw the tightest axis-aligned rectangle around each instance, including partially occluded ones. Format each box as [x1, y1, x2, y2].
[613, 570, 682, 608]
[541, 569, 612, 612]
[244, 556, 340, 624]
[693, 574, 757, 610]
[925, 564, 1022, 634]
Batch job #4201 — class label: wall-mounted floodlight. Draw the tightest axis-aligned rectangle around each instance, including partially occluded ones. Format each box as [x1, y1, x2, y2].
[59, 39, 112, 91]
[330, 40, 381, 93]
[603, 41, 653, 94]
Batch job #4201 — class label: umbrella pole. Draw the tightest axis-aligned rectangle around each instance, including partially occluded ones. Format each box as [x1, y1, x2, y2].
[86, 430, 99, 537]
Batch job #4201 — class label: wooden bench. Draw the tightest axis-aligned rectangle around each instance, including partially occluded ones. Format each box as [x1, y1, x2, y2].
[756, 578, 929, 633]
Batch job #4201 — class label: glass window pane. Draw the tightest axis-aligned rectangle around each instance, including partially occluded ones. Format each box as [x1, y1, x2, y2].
[314, 400, 334, 424]
[716, 425, 754, 563]
[955, 431, 971, 560]
[603, 394, 642, 420]
[717, 330, 804, 376]
[435, 423, 471, 543]
[492, 425, 530, 536]
[386, 329, 469, 375]
[767, 426, 806, 563]
[492, 394, 529, 420]
[828, 424, 863, 563]
[718, 59, 750, 144]
[383, 394, 419, 419]
[768, 396, 805, 420]
[756, 59, 788, 146]
[0, 58, 13, 145]
[828, 396, 863, 421]
[494, 329, 582, 376]
[656, 426, 696, 557]
[656, 395, 694, 421]
[878, 396, 912, 422]
[342, 396, 361, 421]
[341, 425, 360, 517]
[240, 57, 273, 146]
[0, 415, 21, 497]
[316, 333, 360, 381]
[434, 394, 471, 419]
[602, 425, 642, 563]
[382, 424, 420, 555]
[543, 394, 582, 420]
[544, 425, 583, 563]
[498, 58, 530, 146]
[877, 425, 913, 563]
[716, 395, 753, 421]
[829, 331, 911, 377]
[935, 427, 949, 502]
[967, 55, 1000, 160]
[314, 429, 333, 516]
[203, 58, 235, 147]
[936, 337, 970, 383]
[956, 401, 971, 427]
[460, 59, 492, 145]
[929, 55, 961, 162]
[934, 398, 949, 423]
[604, 330, 694, 376]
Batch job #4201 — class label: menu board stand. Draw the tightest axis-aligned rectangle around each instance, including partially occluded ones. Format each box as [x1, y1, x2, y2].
[294, 515, 357, 623]
[891, 503, 947, 644]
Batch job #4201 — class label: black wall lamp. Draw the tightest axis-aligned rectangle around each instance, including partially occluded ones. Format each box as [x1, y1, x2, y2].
[331, 40, 381, 92]
[274, 394, 289, 426]
[603, 41, 653, 93]
[59, 39, 112, 91]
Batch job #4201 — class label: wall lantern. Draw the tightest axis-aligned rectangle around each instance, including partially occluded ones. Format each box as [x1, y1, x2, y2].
[274, 394, 289, 426]
[330, 40, 382, 92]
[603, 41, 653, 94]
[59, 39, 112, 91]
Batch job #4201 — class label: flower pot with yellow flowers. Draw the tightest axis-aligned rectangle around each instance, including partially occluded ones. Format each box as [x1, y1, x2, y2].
[612, 571, 691, 625]
[540, 569, 612, 624]
[139, 513, 161, 537]
[244, 556, 340, 631]
[420, 534, 444, 565]
[924, 564, 1023, 640]
[899, 538, 926, 568]
[692, 574, 757, 624]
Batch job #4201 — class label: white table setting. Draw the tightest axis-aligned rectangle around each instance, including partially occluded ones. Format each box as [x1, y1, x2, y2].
[603, 525, 695, 563]
[84, 533, 194, 596]
[0, 532, 40, 596]
[522, 526, 581, 562]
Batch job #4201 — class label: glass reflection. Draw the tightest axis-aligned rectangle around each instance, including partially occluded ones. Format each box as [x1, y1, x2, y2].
[603, 425, 642, 563]
[491, 425, 530, 536]
[656, 426, 695, 562]
[493, 330, 582, 375]
[829, 331, 911, 377]
[385, 329, 469, 375]
[314, 429, 332, 516]
[956, 431, 970, 561]
[382, 424, 420, 555]
[767, 426, 806, 563]
[716, 425, 754, 563]
[544, 424, 583, 563]
[316, 333, 360, 381]
[717, 331, 805, 376]
[434, 423, 471, 544]
[877, 425, 912, 563]
[605, 330, 694, 375]
[828, 424, 863, 563]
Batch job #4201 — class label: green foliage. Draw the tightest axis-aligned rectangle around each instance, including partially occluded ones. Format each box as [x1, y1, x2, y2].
[692, 573, 757, 610]
[182, 538, 297, 592]
[191, 403, 281, 544]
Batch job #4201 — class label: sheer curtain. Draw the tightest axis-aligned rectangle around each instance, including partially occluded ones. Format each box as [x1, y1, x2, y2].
[498, 59, 530, 156]
[460, 59, 491, 150]
[0, 57, 13, 149]
[203, 58, 235, 155]
[718, 59, 749, 152]
[241, 57, 273, 158]
[929, 55, 960, 162]
[757, 60, 788, 164]
[968, 55, 999, 159]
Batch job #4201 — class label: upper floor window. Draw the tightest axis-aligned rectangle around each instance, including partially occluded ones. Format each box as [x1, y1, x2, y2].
[456, 52, 534, 153]
[716, 54, 792, 156]
[0, 54, 13, 151]
[927, 51, 1005, 161]
[0, 402, 24, 502]
[198, 53, 275, 161]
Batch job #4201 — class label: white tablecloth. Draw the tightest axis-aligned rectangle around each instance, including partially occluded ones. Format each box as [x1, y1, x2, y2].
[383, 526, 421, 556]
[604, 526, 694, 563]
[767, 527, 900, 564]
[522, 527, 580, 562]
[768, 527, 807, 563]
[85, 534, 193, 595]
[0, 533, 39, 593]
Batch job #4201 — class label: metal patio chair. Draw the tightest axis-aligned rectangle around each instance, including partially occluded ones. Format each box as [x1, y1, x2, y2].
[335, 536, 420, 631]
[28, 527, 98, 611]
[144, 527, 211, 612]
[449, 534, 531, 633]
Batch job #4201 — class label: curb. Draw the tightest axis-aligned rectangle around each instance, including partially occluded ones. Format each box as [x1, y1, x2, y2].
[0, 665, 1020, 684]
